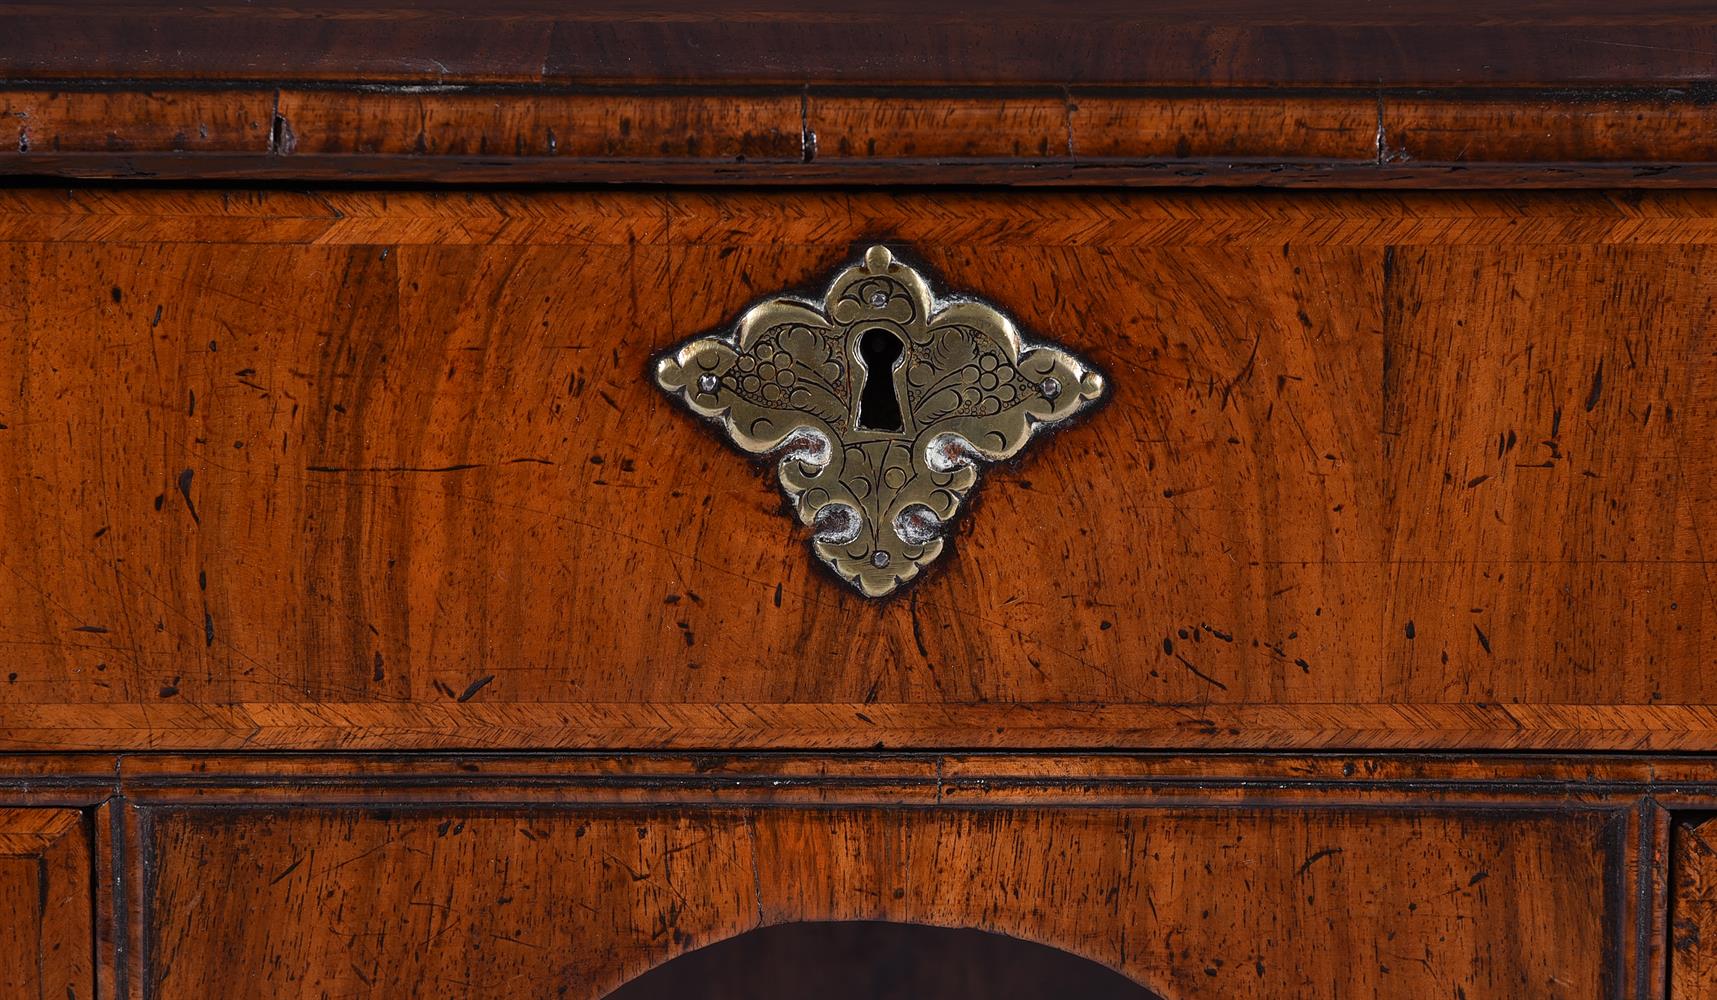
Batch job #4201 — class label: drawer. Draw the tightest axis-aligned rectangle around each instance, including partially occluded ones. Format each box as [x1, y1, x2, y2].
[0, 807, 94, 1000]
[120, 755, 1647, 1000]
[5, 7, 1717, 1000]
[0, 188, 1712, 752]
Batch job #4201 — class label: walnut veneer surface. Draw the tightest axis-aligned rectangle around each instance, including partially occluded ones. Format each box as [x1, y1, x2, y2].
[0, 187, 1712, 752]
[5, 5, 1717, 999]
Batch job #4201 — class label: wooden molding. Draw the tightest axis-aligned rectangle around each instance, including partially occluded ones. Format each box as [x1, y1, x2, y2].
[0, 751, 1690, 1000]
[6, 86, 1717, 185]
[2, 2, 1716, 88]
[13, 702, 1717, 752]
[0, 809, 93, 1000]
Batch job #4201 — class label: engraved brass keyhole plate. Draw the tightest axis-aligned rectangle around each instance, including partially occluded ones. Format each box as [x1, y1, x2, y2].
[655, 246, 1105, 597]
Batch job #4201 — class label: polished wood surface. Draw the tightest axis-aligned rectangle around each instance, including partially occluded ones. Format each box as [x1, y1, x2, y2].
[4, 6, 1714, 996]
[1674, 816, 1717, 998]
[0, 751, 1694, 1000]
[0, 187, 1712, 751]
[144, 803, 1617, 999]
[0, 807, 93, 1000]
[4, 1, 1717, 88]
[9, 86, 1717, 186]
[7, 4, 1717, 186]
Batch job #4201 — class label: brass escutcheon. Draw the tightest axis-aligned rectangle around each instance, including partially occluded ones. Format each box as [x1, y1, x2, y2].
[656, 246, 1105, 597]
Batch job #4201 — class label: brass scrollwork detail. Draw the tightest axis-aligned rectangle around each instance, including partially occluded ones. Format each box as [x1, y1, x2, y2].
[655, 245, 1104, 597]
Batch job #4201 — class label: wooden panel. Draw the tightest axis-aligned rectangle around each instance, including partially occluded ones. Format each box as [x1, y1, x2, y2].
[808, 94, 1070, 160]
[0, 809, 92, 1000]
[0, 751, 1692, 1000]
[5, 4, 1717, 185]
[9, 88, 1717, 185]
[1383, 245, 1717, 705]
[4, 1, 1717, 88]
[0, 188, 1713, 751]
[139, 796, 1625, 1000]
[1672, 816, 1717, 997]
[91, 749, 1717, 788]
[1070, 91, 1377, 162]
[1386, 93, 1717, 166]
[0, 90, 273, 155]
[273, 90, 803, 162]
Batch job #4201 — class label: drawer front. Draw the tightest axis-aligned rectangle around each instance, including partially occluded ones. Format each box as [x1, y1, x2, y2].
[125, 758, 1639, 1000]
[0, 187, 1713, 752]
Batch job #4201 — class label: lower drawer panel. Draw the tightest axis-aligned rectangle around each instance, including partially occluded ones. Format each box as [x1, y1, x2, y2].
[136, 777, 1627, 1000]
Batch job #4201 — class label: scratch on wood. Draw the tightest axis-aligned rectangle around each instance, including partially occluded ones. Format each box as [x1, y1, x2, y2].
[1295, 846, 1344, 878]
[1174, 653, 1229, 691]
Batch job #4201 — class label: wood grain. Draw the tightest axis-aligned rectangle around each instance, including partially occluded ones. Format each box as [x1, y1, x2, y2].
[0, 809, 92, 1000]
[0, 188, 1713, 751]
[1672, 816, 1717, 997]
[19, 702, 1717, 752]
[1385, 91, 1717, 167]
[1383, 244, 1717, 706]
[1662, 817, 1717, 996]
[809, 93, 1070, 161]
[273, 89, 803, 162]
[1070, 90, 1378, 162]
[3, 4, 1712, 992]
[5, 1, 1717, 88]
[1, 751, 1700, 999]
[0, 89, 273, 155]
[7, 87, 1717, 185]
[95, 749, 1717, 789]
[137, 791, 1625, 999]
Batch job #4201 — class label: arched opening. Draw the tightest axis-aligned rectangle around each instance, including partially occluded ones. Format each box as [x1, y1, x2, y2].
[601, 921, 1161, 1000]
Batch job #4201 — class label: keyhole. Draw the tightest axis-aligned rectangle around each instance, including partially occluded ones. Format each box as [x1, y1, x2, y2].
[856, 329, 905, 431]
